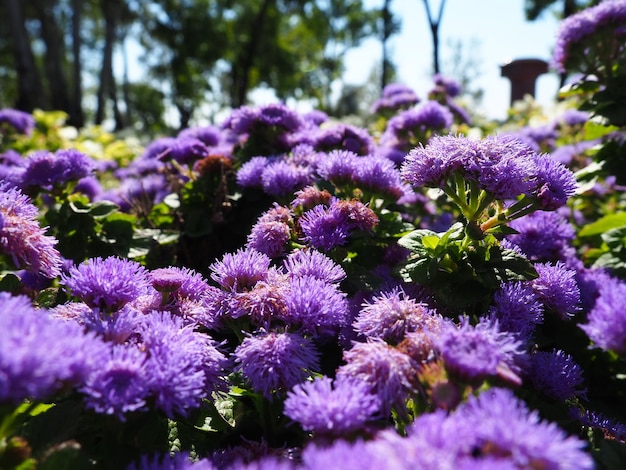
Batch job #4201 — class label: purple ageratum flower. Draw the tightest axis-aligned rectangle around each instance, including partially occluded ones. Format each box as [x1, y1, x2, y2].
[507, 211, 576, 262]
[435, 316, 524, 385]
[247, 219, 291, 258]
[283, 249, 346, 284]
[127, 452, 216, 470]
[237, 156, 271, 188]
[353, 288, 442, 345]
[454, 387, 593, 469]
[20, 148, 95, 191]
[0, 108, 35, 135]
[552, 0, 626, 73]
[525, 349, 586, 401]
[0, 293, 106, 404]
[228, 271, 289, 327]
[559, 109, 590, 127]
[384, 101, 454, 142]
[298, 203, 352, 251]
[0, 183, 62, 277]
[352, 156, 405, 200]
[81, 343, 151, 419]
[316, 149, 360, 185]
[260, 160, 315, 197]
[284, 376, 380, 435]
[579, 276, 626, 355]
[61, 256, 151, 312]
[401, 135, 537, 200]
[530, 153, 578, 210]
[530, 262, 580, 317]
[164, 137, 209, 165]
[310, 123, 375, 156]
[488, 281, 544, 341]
[138, 312, 227, 417]
[371, 82, 420, 114]
[209, 248, 271, 292]
[336, 340, 418, 416]
[178, 125, 222, 147]
[432, 74, 462, 98]
[570, 407, 626, 442]
[301, 438, 412, 470]
[285, 275, 349, 336]
[290, 186, 333, 210]
[234, 331, 320, 399]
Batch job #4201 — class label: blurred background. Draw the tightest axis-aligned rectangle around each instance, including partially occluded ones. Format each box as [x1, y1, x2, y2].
[0, 0, 599, 133]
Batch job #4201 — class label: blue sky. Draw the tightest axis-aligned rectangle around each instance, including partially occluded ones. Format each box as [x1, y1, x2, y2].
[343, 0, 563, 120]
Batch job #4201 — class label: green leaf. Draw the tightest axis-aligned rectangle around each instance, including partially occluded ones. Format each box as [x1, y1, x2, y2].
[397, 229, 437, 252]
[87, 200, 120, 219]
[421, 235, 440, 250]
[579, 213, 626, 237]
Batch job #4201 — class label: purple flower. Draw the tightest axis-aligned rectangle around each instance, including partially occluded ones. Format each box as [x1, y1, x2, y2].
[507, 211, 576, 262]
[559, 109, 590, 127]
[0, 109, 35, 135]
[61, 256, 152, 312]
[0, 183, 62, 277]
[489, 282, 544, 341]
[454, 387, 593, 468]
[336, 340, 418, 415]
[353, 288, 441, 345]
[81, 343, 151, 418]
[525, 349, 586, 401]
[228, 271, 289, 327]
[225, 103, 303, 135]
[284, 376, 380, 435]
[371, 83, 420, 114]
[316, 149, 359, 185]
[234, 331, 320, 399]
[579, 276, 626, 355]
[298, 203, 352, 251]
[138, 312, 227, 417]
[178, 125, 222, 146]
[531, 154, 578, 210]
[209, 248, 271, 292]
[435, 316, 524, 385]
[20, 149, 95, 191]
[237, 156, 271, 188]
[431, 74, 462, 98]
[127, 452, 216, 470]
[552, 0, 626, 73]
[352, 156, 405, 200]
[301, 438, 410, 470]
[290, 186, 333, 210]
[383, 101, 453, 143]
[260, 160, 315, 197]
[283, 249, 346, 284]
[0, 293, 105, 403]
[531, 262, 580, 317]
[285, 275, 349, 336]
[309, 124, 375, 156]
[164, 137, 209, 165]
[247, 220, 291, 258]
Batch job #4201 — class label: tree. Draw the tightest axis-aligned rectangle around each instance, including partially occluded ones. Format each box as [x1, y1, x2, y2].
[380, 0, 400, 90]
[421, 0, 447, 75]
[1, 0, 47, 111]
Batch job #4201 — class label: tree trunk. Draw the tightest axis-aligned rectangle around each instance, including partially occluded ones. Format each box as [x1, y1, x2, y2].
[381, 0, 393, 90]
[96, 0, 124, 128]
[33, 0, 72, 115]
[422, 0, 447, 76]
[69, 0, 85, 128]
[230, 0, 274, 108]
[3, 0, 47, 111]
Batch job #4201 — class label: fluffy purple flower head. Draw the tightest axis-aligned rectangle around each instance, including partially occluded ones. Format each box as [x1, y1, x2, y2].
[353, 288, 442, 345]
[247, 219, 291, 258]
[178, 125, 222, 146]
[237, 156, 270, 188]
[284, 376, 380, 435]
[559, 109, 590, 127]
[454, 387, 593, 469]
[209, 248, 271, 292]
[127, 452, 216, 470]
[283, 249, 346, 284]
[316, 149, 360, 185]
[234, 331, 320, 399]
[552, 0, 626, 73]
[164, 137, 209, 165]
[525, 349, 586, 401]
[0, 293, 106, 404]
[435, 316, 524, 385]
[489, 282, 544, 341]
[384, 101, 454, 142]
[290, 186, 333, 210]
[20, 149, 95, 191]
[0, 109, 35, 135]
[507, 211, 576, 262]
[531, 262, 580, 317]
[401, 135, 537, 200]
[228, 271, 289, 327]
[336, 340, 418, 415]
[0, 183, 62, 277]
[61, 257, 151, 312]
[260, 160, 315, 197]
[224, 103, 303, 135]
[310, 124, 375, 156]
[371, 83, 420, 113]
[530, 154, 578, 210]
[579, 276, 626, 355]
[138, 312, 227, 417]
[285, 275, 349, 336]
[140, 137, 177, 162]
[432, 74, 462, 98]
[81, 343, 151, 419]
[352, 156, 405, 200]
[298, 203, 352, 251]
